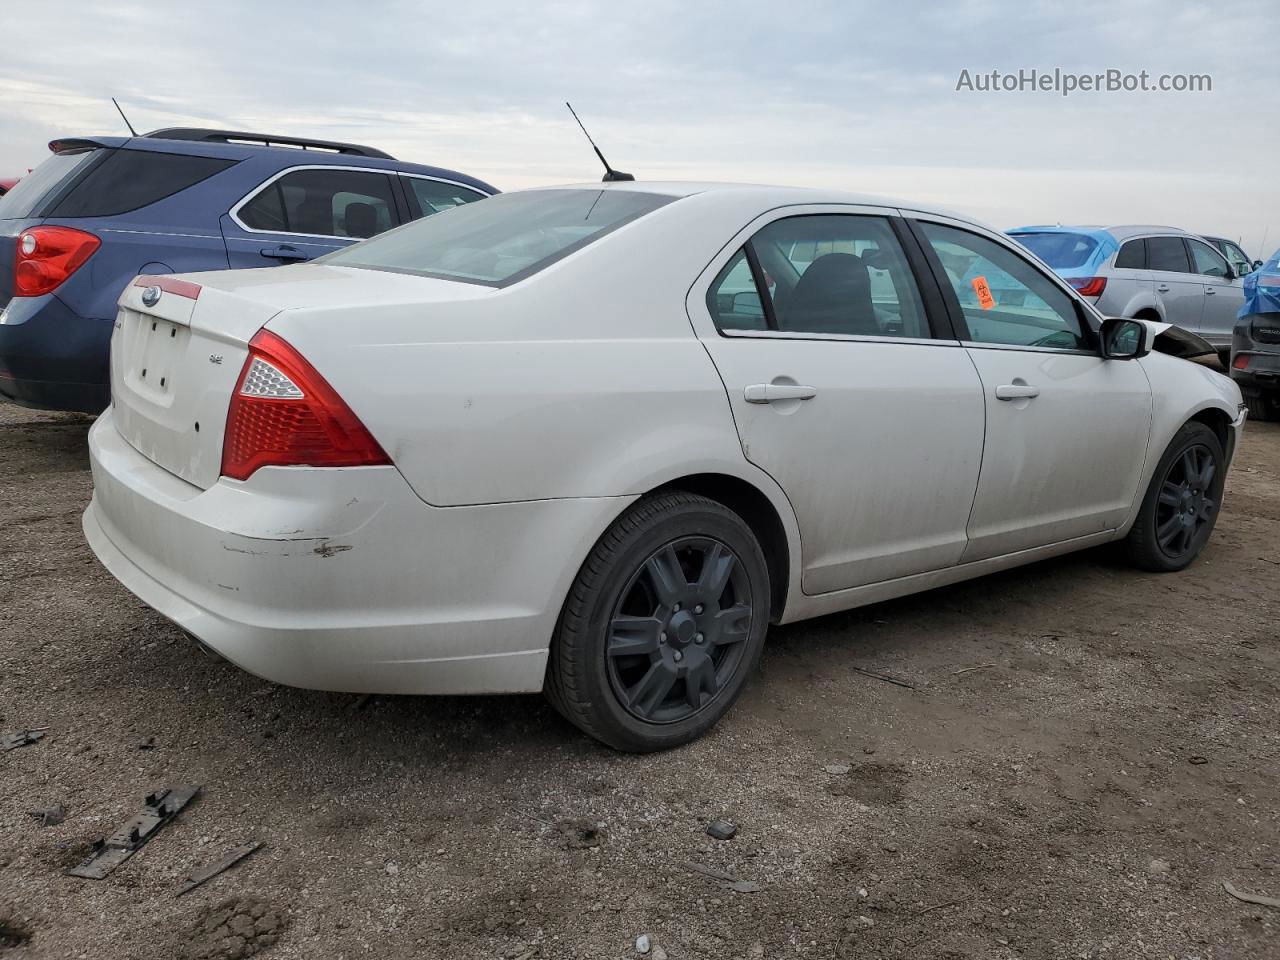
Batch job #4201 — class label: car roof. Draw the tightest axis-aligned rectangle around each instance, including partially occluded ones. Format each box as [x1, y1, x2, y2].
[532, 180, 985, 226]
[46, 132, 498, 194]
[1011, 224, 1191, 242]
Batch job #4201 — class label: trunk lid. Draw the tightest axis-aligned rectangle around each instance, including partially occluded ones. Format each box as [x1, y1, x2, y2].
[109, 264, 489, 488]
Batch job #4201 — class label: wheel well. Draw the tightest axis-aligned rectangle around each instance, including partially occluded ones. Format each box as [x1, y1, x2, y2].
[1188, 408, 1231, 455]
[1133, 308, 1162, 322]
[657, 474, 790, 622]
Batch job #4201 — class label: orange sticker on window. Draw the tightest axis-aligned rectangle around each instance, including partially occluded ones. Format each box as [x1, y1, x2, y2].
[971, 275, 996, 309]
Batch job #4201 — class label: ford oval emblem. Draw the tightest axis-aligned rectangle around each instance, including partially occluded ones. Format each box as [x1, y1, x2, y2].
[141, 285, 162, 308]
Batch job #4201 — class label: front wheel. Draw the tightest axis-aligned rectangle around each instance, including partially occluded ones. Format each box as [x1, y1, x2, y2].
[545, 493, 770, 752]
[1125, 422, 1226, 572]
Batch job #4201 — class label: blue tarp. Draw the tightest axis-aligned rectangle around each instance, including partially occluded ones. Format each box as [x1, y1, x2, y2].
[1241, 250, 1280, 318]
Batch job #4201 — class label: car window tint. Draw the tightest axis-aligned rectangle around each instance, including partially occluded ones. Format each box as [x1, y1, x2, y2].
[1146, 236, 1192, 273]
[320, 188, 676, 287]
[1012, 232, 1099, 269]
[920, 222, 1088, 350]
[405, 177, 487, 216]
[707, 249, 766, 330]
[0, 149, 101, 219]
[1223, 243, 1250, 272]
[1114, 239, 1146, 269]
[741, 215, 928, 338]
[1187, 239, 1230, 279]
[47, 150, 236, 218]
[239, 169, 397, 238]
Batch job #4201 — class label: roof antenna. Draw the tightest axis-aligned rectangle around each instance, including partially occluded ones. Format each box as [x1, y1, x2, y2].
[112, 98, 138, 137]
[565, 102, 634, 182]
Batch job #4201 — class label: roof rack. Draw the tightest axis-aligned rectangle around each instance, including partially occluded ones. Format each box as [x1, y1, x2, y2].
[141, 128, 394, 160]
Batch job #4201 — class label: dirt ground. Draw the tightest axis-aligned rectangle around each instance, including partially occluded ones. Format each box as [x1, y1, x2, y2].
[1, 402, 1277, 960]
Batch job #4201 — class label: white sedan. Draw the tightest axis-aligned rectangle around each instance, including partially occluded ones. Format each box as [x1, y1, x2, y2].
[83, 182, 1246, 751]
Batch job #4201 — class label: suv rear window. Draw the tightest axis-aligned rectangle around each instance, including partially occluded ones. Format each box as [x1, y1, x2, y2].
[47, 149, 236, 218]
[0, 149, 101, 219]
[1011, 232, 1099, 269]
[321, 188, 677, 287]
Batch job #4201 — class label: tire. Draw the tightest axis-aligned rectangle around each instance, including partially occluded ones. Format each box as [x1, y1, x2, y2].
[1242, 389, 1280, 422]
[545, 492, 770, 752]
[1125, 422, 1226, 572]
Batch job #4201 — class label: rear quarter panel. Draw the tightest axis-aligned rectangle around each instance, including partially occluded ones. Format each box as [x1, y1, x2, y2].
[265, 192, 786, 509]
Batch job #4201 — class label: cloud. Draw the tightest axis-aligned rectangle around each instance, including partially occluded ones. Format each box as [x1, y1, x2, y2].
[1, 0, 1277, 252]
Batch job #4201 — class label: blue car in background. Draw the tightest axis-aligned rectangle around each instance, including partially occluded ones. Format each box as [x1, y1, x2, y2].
[0, 128, 497, 411]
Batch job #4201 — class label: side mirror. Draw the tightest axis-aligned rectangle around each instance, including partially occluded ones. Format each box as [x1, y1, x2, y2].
[731, 291, 764, 317]
[1100, 317, 1150, 360]
[1254, 260, 1265, 271]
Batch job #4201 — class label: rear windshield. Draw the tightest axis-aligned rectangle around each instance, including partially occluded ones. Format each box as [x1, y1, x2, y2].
[1012, 231, 1100, 270]
[0, 149, 100, 219]
[321, 188, 678, 287]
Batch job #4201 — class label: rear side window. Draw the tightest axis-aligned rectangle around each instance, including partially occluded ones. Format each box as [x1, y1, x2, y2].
[710, 214, 930, 338]
[238, 168, 397, 239]
[321, 188, 676, 287]
[1146, 236, 1191, 273]
[404, 177, 487, 217]
[1114, 239, 1146, 269]
[0, 149, 101, 219]
[1012, 232, 1099, 270]
[48, 150, 236, 218]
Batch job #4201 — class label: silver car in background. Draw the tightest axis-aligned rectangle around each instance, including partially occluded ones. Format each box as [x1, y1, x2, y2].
[1009, 225, 1247, 358]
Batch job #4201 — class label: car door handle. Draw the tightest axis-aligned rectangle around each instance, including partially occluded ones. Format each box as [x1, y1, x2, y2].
[1204, 286, 1216, 294]
[1156, 284, 1170, 293]
[995, 383, 1040, 400]
[745, 383, 818, 403]
[260, 244, 312, 262]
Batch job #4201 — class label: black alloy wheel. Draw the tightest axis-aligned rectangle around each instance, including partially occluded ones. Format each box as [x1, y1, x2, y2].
[605, 536, 753, 724]
[545, 492, 771, 752]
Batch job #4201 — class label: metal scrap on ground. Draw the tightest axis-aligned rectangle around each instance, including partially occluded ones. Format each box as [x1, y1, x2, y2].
[66, 786, 201, 879]
[679, 860, 762, 893]
[1222, 880, 1280, 909]
[2, 729, 47, 751]
[27, 805, 66, 827]
[176, 840, 263, 896]
[851, 666, 916, 690]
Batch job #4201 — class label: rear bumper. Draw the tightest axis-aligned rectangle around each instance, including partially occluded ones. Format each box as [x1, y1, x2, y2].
[83, 410, 631, 694]
[0, 294, 111, 412]
[1230, 348, 1280, 393]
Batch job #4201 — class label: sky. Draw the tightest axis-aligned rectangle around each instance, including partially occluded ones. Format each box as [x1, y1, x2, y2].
[2, 0, 1277, 256]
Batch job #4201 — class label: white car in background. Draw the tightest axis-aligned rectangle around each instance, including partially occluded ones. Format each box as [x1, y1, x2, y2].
[83, 183, 1246, 752]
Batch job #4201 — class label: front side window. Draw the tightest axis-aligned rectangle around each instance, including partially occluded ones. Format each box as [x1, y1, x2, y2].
[708, 215, 929, 338]
[1222, 242, 1251, 274]
[1146, 236, 1192, 273]
[404, 177, 487, 217]
[919, 222, 1089, 351]
[238, 168, 398, 239]
[1188, 239, 1230, 279]
[321, 188, 676, 287]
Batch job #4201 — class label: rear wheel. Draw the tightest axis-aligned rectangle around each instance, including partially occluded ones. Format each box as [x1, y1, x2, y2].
[1125, 422, 1226, 572]
[545, 493, 769, 752]
[1241, 388, 1280, 422]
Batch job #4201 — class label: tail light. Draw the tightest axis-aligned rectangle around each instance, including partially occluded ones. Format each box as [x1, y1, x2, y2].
[1067, 276, 1107, 297]
[221, 330, 390, 481]
[1232, 353, 1250, 370]
[14, 226, 100, 296]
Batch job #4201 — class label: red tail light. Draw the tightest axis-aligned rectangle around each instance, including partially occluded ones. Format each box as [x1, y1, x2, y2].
[14, 226, 100, 296]
[1232, 353, 1250, 370]
[1067, 276, 1107, 297]
[221, 330, 391, 481]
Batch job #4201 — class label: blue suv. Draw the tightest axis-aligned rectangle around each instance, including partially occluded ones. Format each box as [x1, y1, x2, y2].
[0, 128, 497, 411]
